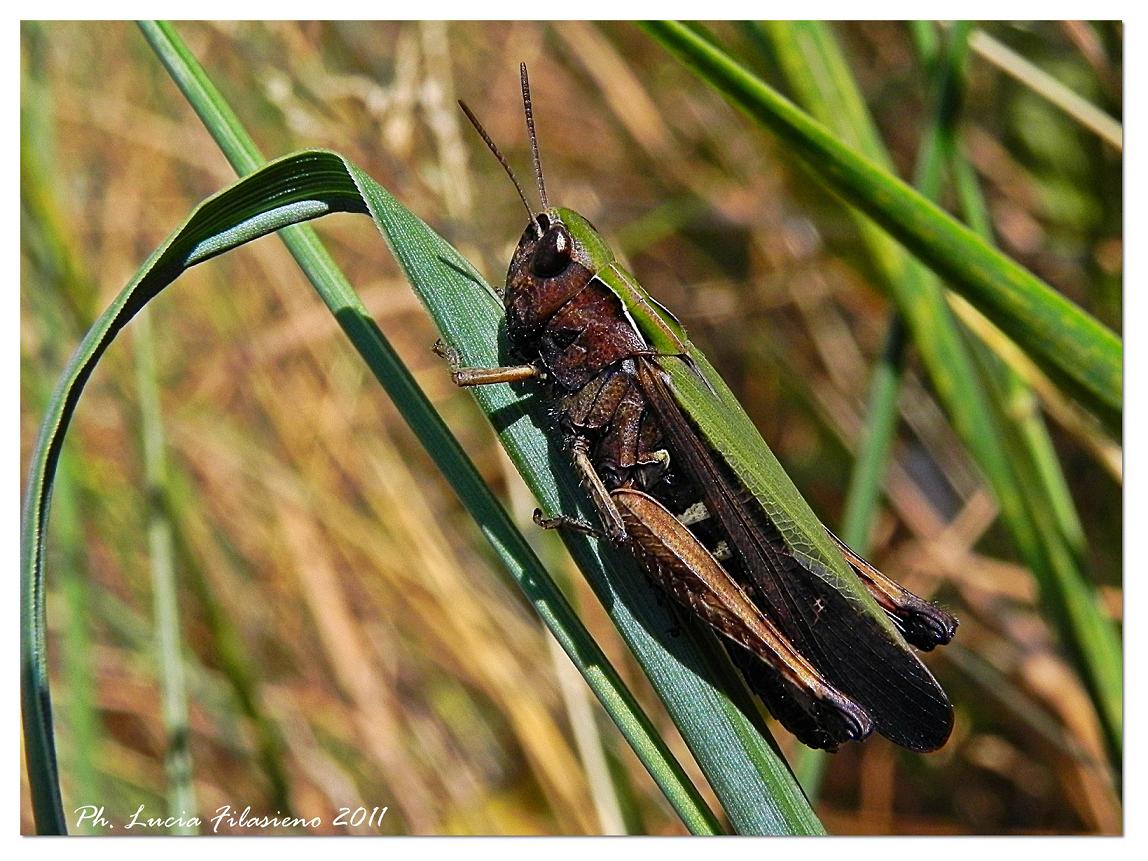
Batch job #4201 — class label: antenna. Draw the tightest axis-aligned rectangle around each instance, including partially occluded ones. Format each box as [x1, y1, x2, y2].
[519, 63, 550, 213]
[458, 98, 539, 234]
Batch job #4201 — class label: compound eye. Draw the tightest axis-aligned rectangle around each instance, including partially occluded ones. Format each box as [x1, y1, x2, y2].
[532, 225, 573, 278]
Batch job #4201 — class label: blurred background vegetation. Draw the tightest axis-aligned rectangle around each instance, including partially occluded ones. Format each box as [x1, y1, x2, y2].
[21, 21, 1121, 834]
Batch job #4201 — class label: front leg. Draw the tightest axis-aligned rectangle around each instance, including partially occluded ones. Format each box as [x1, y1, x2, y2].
[433, 340, 543, 387]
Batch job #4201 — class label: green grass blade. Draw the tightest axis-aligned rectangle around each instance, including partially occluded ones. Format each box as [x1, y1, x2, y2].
[641, 21, 1120, 429]
[913, 23, 1119, 762]
[139, 21, 263, 173]
[939, 49, 1090, 561]
[750, 20, 1121, 764]
[934, 91, 1119, 772]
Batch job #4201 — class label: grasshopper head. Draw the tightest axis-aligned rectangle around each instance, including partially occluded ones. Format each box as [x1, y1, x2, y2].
[503, 207, 614, 343]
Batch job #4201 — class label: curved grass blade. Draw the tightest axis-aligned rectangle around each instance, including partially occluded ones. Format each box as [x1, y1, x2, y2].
[20, 148, 725, 836]
[21, 132, 826, 831]
[641, 21, 1120, 430]
[20, 152, 365, 835]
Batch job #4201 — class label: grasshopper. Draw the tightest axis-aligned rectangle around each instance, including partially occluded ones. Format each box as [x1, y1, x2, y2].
[442, 65, 956, 752]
